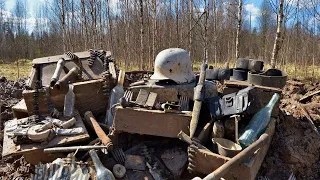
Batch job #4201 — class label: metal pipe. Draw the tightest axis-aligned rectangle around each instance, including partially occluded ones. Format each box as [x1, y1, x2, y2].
[55, 67, 80, 90]
[50, 58, 66, 87]
[44, 145, 110, 153]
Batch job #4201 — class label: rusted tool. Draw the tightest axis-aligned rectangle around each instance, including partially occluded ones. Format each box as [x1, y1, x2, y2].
[197, 119, 214, 144]
[32, 64, 41, 122]
[65, 51, 83, 78]
[178, 131, 211, 173]
[55, 67, 80, 90]
[177, 131, 208, 150]
[50, 58, 65, 87]
[192, 134, 270, 180]
[84, 111, 113, 150]
[44, 145, 112, 153]
[111, 148, 126, 163]
[161, 102, 181, 113]
[190, 62, 207, 138]
[178, 96, 190, 111]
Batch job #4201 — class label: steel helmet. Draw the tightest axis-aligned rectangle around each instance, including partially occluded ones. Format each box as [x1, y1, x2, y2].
[150, 48, 195, 84]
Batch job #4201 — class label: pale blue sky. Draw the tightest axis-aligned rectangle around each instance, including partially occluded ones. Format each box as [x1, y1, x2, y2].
[4, 0, 264, 31]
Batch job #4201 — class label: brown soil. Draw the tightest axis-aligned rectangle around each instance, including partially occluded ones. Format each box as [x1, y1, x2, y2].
[258, 79, 320, 180]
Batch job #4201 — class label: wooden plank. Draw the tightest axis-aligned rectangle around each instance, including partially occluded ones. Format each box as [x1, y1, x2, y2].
[114, 107, 191, 138]
[32, 50, 111, 64]
[191, 118, 276, 180]
[12, 99, 29, 119]
[299, 90, 320, 103]
[224, 80, 282, 93]
[2, 114, 90, 158]
[26, 66, 37, 89]
[23, 79, 108, 117]
[192, 149, 231, 174]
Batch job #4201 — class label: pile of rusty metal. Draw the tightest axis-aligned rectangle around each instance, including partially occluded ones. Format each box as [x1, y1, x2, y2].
[4, 48, 287, 180]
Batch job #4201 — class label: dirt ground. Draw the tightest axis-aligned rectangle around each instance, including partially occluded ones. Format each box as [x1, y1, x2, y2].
[257, 80, 320, 180]
[0, 76, 319, 180]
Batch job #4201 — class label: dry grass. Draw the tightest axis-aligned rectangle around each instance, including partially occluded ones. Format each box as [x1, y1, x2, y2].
[0, 59, 32, 81]
[1, 59, 319, 81]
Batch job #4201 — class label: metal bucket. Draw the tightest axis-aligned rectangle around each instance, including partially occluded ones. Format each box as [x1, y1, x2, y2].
[212, 138, 242, 158]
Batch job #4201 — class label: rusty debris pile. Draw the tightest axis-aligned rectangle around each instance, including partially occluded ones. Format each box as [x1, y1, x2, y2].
[0, 48, 319, 180]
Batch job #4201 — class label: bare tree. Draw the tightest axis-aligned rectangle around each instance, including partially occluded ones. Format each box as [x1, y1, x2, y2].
[139, 0, 144, 70]
[235, 0, 243, 59]
[60, 0, 66, 51]
[188, 0, 193, 59]
[271, 0, 284, 68]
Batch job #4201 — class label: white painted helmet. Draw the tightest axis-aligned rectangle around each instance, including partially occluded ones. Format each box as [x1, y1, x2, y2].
[150, 48, 195, 84]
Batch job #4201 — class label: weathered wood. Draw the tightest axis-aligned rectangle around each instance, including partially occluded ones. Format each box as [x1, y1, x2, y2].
[23, 79, 108, 117]
[2, 114, 90, 159]
[130, 87, 194, 102]
[32, 50, 111, 64]
[192, 149, 231, 174]
[299, 90, 320, 103]
[224, 80, 282, 93]
[205, 134, 270, 180]
[191, 118, 276, 180]
[12, 99, 28, 119]
[114, 107, 191, 138]
[26, 67, 37, 89]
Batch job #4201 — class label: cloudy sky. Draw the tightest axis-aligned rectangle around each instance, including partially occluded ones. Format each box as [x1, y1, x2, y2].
[4, 0, 264, 32]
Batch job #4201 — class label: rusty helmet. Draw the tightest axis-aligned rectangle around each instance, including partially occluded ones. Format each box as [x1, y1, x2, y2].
[150, 48, 195, 84]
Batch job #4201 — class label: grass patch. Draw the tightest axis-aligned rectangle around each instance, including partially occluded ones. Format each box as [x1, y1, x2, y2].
[1, 59, 318, 82]
[0, 59, 32, 81]
[119, 60, 320, 81]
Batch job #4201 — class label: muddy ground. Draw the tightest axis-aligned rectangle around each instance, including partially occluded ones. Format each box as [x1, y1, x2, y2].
[0, 76, 319, 180]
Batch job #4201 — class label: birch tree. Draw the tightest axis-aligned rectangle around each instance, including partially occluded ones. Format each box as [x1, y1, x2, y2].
[271, 0, 284, 68]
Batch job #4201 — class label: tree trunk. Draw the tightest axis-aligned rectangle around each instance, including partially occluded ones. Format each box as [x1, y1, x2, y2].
[235, 0, 243, 59]
[271, 0, 284, 69]
[213, 0, 217, 66]
[176, 0, 179, 47]
[188, 0, 193, 59]
[61, 0, 66, 51]
[81, 0, 88, 50]
[106, 0, 114, 54]
[203, 0, 208, 62]
[139, 0, 144, 70]
[152, 0, 157, 63]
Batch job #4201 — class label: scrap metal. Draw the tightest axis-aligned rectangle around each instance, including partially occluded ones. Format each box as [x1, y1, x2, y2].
[111, 148, 126, 163]
[31, 157, 91, 180]
[44, 145, 111, 153]
[190, 62, 207, 138]
[50, 58, 65, 87]
[84, 111, 114, 150]
[55, 67, 80, 90]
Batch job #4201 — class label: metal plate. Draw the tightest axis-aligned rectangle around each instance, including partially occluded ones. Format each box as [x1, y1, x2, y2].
[135, 89, 150, 106]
